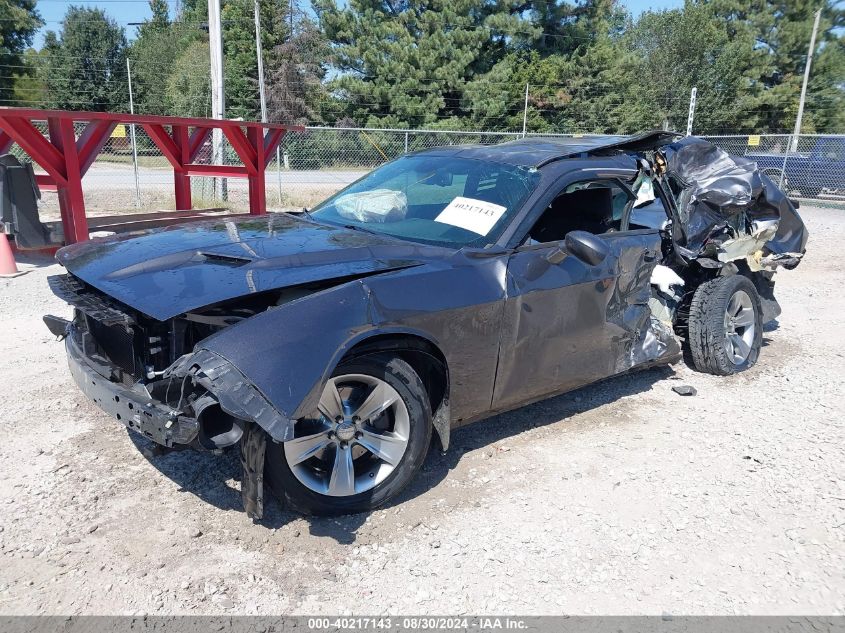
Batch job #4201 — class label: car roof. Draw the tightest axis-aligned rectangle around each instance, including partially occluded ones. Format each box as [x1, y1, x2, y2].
[416, 130, 682, 168]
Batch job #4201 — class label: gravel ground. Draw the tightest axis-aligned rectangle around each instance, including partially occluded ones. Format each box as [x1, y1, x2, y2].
[0, 204, 843, 616]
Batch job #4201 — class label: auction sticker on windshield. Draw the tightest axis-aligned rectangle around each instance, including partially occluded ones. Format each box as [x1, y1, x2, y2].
[434, 197, 507, 236]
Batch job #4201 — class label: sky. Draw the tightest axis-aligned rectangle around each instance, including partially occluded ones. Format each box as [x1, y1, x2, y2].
[32, 0, 685, 48]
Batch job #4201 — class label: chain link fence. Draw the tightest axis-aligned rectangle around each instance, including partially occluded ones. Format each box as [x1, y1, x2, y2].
[9, 125, 844, 221]
[701, 134, 845, 201]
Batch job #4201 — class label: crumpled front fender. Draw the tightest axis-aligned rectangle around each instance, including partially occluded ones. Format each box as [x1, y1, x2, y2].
[169, 349, 295, 442]
[179, 279, 382, 442]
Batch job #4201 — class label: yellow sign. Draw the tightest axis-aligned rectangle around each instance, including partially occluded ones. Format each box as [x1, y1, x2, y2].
[747, 134, 761, 146]
[111, 124, 127, 139]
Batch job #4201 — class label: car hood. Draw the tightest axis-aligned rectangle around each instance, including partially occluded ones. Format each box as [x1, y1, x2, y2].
[57, 213, 446, 321]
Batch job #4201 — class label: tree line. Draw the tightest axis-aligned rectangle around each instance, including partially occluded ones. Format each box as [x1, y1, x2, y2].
[1, 0, 843, 134]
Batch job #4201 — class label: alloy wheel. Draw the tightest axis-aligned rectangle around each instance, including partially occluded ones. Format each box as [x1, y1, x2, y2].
[284, 374, 410, 497]
[723, 290, 756, 364]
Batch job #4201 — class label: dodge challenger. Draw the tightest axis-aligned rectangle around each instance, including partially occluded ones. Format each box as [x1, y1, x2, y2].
[44, 132, 808, 518]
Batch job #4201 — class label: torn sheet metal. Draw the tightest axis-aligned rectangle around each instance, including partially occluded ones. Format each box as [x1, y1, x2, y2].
[495, 229, 680, 411]
[606, 235, 682, 371]
[715, 219, 778, 270]
[648, 264, 684, 329]
[168, 349, 294, 442]
[660, 137, 809, 268]
[650, 264, 685, 297]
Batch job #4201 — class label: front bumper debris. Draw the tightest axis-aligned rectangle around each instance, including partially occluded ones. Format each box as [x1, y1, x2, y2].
[62, 322, 283, 520]
[66, 329, 198, 447]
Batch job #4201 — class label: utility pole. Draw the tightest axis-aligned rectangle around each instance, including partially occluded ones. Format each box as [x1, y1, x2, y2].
[686, 86, 697, 136]
[208, 0, 226, 199]
[289, 0, 295, 33]
[791, 9, 821, 152]
[521, 84, 529, 138]
[254, 0, 267, 123]
[253, 0, 279, 206]
[126, 58, 142, 208]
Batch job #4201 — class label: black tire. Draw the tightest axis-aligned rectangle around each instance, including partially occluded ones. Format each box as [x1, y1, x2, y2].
[687, 275, 763, 375]
[266, 354, 432, 516]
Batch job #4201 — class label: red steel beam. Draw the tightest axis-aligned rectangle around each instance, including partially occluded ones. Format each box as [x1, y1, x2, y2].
[0, 108, 299, 134]
[185, 164, 249, 177]
[222, 126, 258, 174]
[35, 174, 57, 190]
[188, 126, 212, 163]
[247, 126, 266, 215]
[0, 108, 304, 244]
[141, 123, 181, 169]
[172, 125, 192, 210]
[263, 129, 286, 169]
[76, 119, 118, 175]
[0, 115, 68, 184]
[48, 117, 88, 244]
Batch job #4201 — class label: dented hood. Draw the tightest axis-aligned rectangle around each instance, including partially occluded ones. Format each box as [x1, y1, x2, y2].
[56, 213, 442, 320]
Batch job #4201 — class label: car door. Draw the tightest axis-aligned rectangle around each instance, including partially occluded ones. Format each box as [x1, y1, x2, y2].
[491, 181, 663, 411]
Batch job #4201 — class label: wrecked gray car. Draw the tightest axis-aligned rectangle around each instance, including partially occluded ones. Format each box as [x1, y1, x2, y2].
[45, 132, 808, 518]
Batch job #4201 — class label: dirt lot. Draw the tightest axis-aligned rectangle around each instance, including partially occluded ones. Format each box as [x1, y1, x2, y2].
[1, 204, 843, 616]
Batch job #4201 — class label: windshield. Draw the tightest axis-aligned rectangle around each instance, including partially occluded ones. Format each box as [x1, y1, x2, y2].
[310, 154, 540, 248]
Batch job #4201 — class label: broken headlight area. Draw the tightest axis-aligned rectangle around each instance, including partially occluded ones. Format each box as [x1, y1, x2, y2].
[48, 272, 294, 449]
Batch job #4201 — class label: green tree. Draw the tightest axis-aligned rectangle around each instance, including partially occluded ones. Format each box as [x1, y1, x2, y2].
[0, 0, 43, 106]
[314, 0, 526, 127]
[707, 0, 845, 132]
[265, 18, 329, 124]
[623, 2, 763, 133]
[464, 0, 643, 133]
[129, 0, 196, 115]
[11, 47, 47, 106]
[40, 6, 128, 111]
[222, 0, 291, 119]
[805, 32, 845, 133]
[165, 40, 212, 117]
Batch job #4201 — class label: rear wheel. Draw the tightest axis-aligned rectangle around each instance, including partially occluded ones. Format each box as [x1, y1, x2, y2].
[687, 275, 763, 375]
[266, 355, 432, 516]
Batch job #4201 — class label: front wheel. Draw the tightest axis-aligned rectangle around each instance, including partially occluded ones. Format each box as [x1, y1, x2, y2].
[266, 355, 432, 516]
[686, 275, 763, 375]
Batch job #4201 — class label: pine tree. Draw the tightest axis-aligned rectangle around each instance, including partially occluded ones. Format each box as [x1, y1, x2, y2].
[129, 0, 194, 115]
[708, 0, 845, 132]
[221, 0, 291, 119]
[313, 0, 513, 127]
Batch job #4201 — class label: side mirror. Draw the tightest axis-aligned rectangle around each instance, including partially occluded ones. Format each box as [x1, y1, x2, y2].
[564, 231, 610, 266]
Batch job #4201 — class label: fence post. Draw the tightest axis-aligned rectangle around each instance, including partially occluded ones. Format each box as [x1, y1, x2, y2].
[126, 58, 142, 209]
[521, 83, 529, 138]
[686, 87, 697, 136]
[404, 132, 409, 153]
[276, 145, 282, 206]
[779, 134, 793, 190]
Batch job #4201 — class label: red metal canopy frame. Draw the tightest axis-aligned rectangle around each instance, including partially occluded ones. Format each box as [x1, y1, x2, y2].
[0, 108, 303, 244]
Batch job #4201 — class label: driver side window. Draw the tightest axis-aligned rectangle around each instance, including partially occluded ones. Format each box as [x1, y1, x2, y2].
[526, 180, 632, 245]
